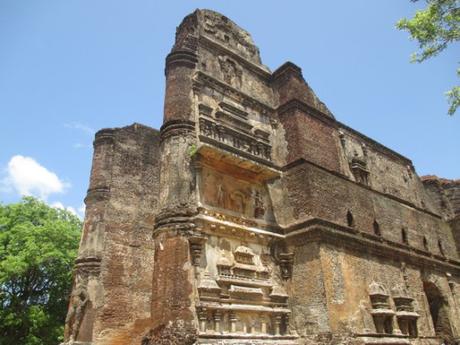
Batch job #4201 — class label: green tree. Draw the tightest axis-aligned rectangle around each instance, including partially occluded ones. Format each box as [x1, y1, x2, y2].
[396, 0, 460, 115]
[0, 197, 81, 345]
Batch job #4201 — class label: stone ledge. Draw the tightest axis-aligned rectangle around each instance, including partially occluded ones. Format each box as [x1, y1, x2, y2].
[284, 218, 460, 273]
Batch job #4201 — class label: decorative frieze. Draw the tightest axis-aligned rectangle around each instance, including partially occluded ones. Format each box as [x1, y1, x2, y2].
[219, 101, 248, 119]
[195, 241, 292, 339]
[199, 116, 271, 161]
[215, 110, 253, 133]
[194, 71, 275, 118]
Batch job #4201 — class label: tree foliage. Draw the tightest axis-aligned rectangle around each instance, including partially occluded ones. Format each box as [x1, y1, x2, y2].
[397, 0, 460, 115]
[0, 197, 81, 345]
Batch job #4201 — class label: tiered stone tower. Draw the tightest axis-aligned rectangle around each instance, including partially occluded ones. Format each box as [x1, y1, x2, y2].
[62, 9, 460, 345]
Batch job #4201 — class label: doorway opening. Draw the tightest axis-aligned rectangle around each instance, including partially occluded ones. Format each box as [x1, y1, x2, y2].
[423, 281, 453, 343]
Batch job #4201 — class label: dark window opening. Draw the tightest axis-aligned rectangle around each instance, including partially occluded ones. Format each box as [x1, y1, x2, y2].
[373, 220, 381, 236]
[347, 210, 354, 227]
[401, 228, 408, 245]
[423, 236, 429, 251]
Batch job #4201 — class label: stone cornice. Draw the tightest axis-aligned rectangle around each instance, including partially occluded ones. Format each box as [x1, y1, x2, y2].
[93, 128, 115, 147]
[283, 217, 460, 273]
[194, 71, 275, 116]
[160, 119, 195, 142]
[198, 35, 271, 80]
[198, 135, 278, 170]
[165, 49, 198, 75]
[84, 186, 110, 204]
[283, 158, 442, 219]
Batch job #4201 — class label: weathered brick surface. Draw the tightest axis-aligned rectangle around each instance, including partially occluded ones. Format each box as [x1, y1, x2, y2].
[63, 9, 460, 345]
[279, 109, 342, 171]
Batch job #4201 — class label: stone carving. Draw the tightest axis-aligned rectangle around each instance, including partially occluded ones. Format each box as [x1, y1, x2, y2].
[216, 183, 226, 207]
[219, 101, 248, 119]
[63, 8, 460, 345]
[230, 190, 249, 213]
[279, 252, 294, 280]
[253, 190, 265, 219]
[189, 236, 207, 266]
[202, 12, 259, 62]
[215, 110, 253, 133]
[196, 243, 291, 338]
[368, 282, 394, 334]
[349, 152, 369, 186]
[218, 56, 242, 88]
[194, 71, 274, 118]
[391, 284, 418, 336]
[200, 166, 274, 222]
[199, 116, 272, 161]
[65, 276, 90, 343]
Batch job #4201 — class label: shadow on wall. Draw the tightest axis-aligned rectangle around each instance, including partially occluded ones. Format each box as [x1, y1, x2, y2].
[423, 281, 454, 344]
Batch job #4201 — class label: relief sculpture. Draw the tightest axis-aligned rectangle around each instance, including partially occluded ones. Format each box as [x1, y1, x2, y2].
[218, 56, 242, 88]
[201, 166, 274, 222]
[202, 12, 259, 61]
[196, 241, 290, 337]
[65, 276, 90, 343]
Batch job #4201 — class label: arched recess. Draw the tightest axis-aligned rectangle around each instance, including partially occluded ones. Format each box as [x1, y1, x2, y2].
[423, 281, 454, 343]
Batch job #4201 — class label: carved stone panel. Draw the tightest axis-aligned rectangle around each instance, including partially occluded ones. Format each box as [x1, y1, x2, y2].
[200, 166, 274, 222]
[199, 116, 272, 161]
[200, 11, 261, 64]
[196, 236, 292, 339]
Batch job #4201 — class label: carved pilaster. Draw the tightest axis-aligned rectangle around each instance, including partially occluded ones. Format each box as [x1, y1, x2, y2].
[229, 311, 237, 333]
[189, 236, 207, 266]
[274, 314, 282, 335]
[213, 310, 222, 333]
[260, 315, 268, 334]
[279, 252, 294, 280]
[197, 307, 207, 333]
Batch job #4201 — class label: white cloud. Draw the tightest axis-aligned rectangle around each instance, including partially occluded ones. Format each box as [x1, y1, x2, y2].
[2, 155, 69, 200]
[51, 201, 79, 217]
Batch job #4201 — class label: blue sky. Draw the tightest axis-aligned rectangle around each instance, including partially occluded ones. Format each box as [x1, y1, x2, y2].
[0, 0, 458, 217]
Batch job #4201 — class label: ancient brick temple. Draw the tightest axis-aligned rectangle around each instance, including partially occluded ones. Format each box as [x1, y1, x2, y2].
[62, 9, 460, 345]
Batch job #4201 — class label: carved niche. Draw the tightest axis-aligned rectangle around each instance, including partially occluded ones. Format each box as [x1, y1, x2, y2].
[391, 284, 419, 337]
[218, 56, 242, 88]
[196, 243, 291, 337]
[200, 166, 273, 222]
[197, 98, 272, 162]
[368, 281, 394, 335]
